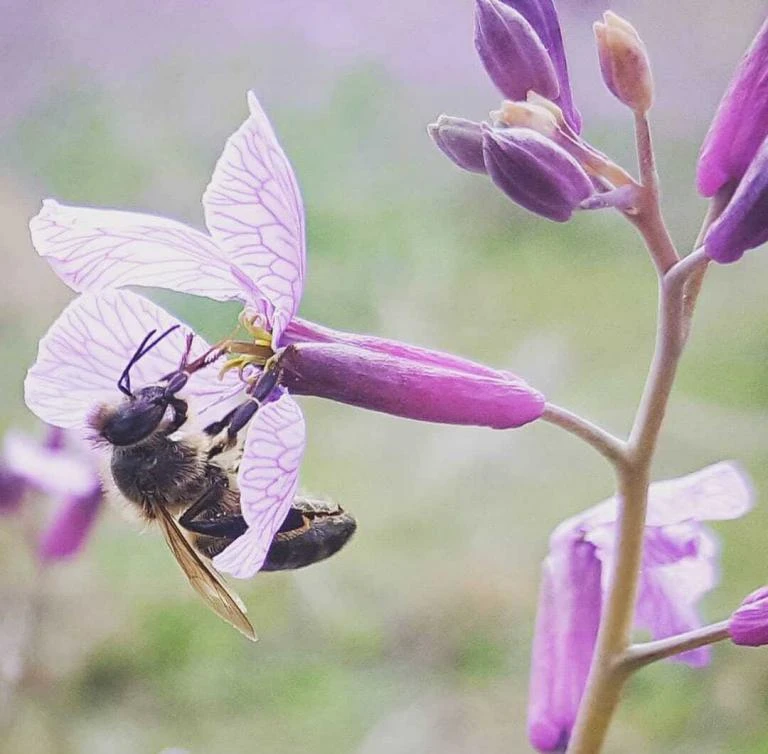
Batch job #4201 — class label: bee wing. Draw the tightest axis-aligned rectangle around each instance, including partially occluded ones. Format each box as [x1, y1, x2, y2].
[153, 504, 256, 641]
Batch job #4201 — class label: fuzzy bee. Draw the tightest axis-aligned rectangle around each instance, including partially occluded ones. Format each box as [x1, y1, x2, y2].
[89, 326, 355, 640]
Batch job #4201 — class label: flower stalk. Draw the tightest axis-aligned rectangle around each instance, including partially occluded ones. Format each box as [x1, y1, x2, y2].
[550, 113, 711, 754]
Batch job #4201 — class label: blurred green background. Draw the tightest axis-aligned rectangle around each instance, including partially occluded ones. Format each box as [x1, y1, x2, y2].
[2, 1, 768, 752]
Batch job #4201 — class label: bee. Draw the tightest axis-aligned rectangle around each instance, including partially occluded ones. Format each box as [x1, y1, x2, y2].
[89, 326, 355, 640]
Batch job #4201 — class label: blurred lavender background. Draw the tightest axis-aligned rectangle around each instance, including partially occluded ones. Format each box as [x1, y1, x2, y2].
[2, 1, 768, 752]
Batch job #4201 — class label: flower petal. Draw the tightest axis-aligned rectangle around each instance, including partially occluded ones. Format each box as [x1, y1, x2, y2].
[38, 487, 104, 562]
[213, 393, 306, 579]
[30, 200, 242, 301]
[203, 92, 306, 345]
[528, 537, 601, 752]
[25, 290, 242, 430]
[3, 431, 99, 497]
[554, 462, 753, 538]
[633, 529, 719, 667]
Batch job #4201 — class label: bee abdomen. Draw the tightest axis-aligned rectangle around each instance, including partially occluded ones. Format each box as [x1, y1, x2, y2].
[261, 502, 357, 571]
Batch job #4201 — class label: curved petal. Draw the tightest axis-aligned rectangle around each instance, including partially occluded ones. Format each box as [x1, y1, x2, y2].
[30, 200, 243, 301]
[213, 393, 306, 579]
[203, 92, 306, 344]
[25, 290, 242, 430]
[554, 462, 754, 540]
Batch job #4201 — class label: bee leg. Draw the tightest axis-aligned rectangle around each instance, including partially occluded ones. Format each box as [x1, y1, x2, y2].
[180, 514, 248, 540]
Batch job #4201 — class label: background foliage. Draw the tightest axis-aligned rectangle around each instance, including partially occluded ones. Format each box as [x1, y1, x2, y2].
[1, 1, 768, 751]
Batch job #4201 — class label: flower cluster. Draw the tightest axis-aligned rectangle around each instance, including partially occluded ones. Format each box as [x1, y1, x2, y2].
[429, 1, 652, 221]
[25, 93, 545, 579]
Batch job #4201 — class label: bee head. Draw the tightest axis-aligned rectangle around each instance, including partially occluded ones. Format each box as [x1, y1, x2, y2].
[90, 326, 191, 447]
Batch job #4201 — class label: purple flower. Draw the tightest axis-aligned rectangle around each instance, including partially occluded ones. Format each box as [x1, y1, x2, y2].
[697, 17, 768, 198]
[488, 0, 581, 132]
[26, 93, 545, 578]
[527, 462, 753, 752]
[482, 126, 593, 221]
[2, 429, 103, 561]
[703, 135, 768, 263]
[729, 586, 768, 647]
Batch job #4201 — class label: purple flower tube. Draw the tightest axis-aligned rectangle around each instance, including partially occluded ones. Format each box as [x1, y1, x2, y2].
[697, 17, 768, 198]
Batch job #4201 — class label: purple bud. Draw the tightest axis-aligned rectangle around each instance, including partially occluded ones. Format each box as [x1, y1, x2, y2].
[482, 126, 593, 221]
[0, 466, 26, 516]
[428, 115, 487, 174]
[278, 342, 545, 429]
[703, 136, 768, 263]
[729, 586, 768, 647]
[697, 17, 768, 197]
[38, 486, 103, 562]
[474, 0, 559, 103]
[497, 0, 582, 132]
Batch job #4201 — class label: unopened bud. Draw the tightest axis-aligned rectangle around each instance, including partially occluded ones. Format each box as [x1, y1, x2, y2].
[482, 126, 593, 222]
[729, 586, 768, 647]
[474, 0, 559, 103]
[594, 11, 653, 114]
[428, 115, 487, 174]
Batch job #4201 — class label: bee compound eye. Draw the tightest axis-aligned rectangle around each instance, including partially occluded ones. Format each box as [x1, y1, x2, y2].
[101, 399, 169, 446]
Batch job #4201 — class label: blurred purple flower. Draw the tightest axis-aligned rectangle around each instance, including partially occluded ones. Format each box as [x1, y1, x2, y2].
[2, 428, 103, 561]
[729, 586, 768, 647]
[697, 17, 768, 198]
[482, 125, 592, 221]
[703, 136, 768, 263]
[26, 93, 545, 577]
[527, 462, 753, 752]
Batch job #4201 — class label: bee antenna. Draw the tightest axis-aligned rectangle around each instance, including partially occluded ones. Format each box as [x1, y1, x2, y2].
[118, 325, 181, 396]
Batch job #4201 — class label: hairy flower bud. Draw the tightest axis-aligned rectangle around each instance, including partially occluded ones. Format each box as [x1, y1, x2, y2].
[428, 115, 487, 173]
[594, 11, 653, 114]
[697, 18, 768, 197]
[482, 126, 592, 221]
[703, 136, 768, 263]
[474, 0, 559, 102]
[729, 586, 768, 647]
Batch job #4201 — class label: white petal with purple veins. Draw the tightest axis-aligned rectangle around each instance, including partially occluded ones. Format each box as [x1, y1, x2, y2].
[203, 92, 306, 345]
[25, 290, 241, 430]
[213, 393, 306, 579]
[30, 200, 243, 301]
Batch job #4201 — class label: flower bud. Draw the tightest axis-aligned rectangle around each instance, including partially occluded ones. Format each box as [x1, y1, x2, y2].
[697, 18, 768, 197]
[427, 115, 487, 174]
[594, 11, 653, 114]
[482, 126, 593, 221]
[38, 487, 103, 562]
[703, 135, 768, 263]
[474, 0, 559, 103]
[729, 586, 768, 646]
[278, 341, 545, 429]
